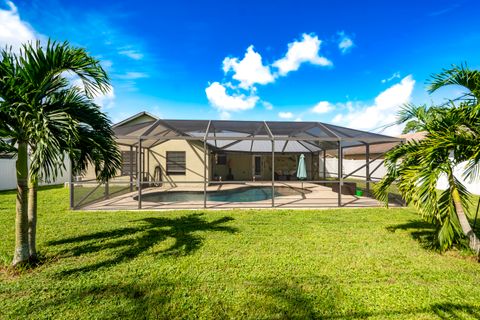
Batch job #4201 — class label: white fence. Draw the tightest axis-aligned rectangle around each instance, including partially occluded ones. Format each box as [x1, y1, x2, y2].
[320, 158, 387, 180]
[0, 157, 71, 191]
[320, 157, 479, 196]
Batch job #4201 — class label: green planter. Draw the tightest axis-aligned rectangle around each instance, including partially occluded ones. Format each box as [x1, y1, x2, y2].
[355, 188, 363, 196]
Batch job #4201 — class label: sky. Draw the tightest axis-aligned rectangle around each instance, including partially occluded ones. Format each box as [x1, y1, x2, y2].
[1, 0, 480, 135]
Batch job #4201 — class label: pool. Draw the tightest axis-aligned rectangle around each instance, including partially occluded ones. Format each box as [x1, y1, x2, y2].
[136, 186, 307, 203]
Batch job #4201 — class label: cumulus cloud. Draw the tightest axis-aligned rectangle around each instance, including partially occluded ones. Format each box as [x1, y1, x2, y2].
[331, 75, 415, 135]
[273, 33, 332, 76]
[205, 82, 258, 113]
[278, 111, 294, 119]
[223, 46, 275, 89]
[311, 101, 334, 114]
[337, 31, 354, 54]
[0, 1, 40, 51]
[119, 49, 143, 60]
[206, 33, 333, 118]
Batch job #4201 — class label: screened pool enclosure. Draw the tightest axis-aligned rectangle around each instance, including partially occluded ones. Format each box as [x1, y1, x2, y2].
[70, 114, 405, 210]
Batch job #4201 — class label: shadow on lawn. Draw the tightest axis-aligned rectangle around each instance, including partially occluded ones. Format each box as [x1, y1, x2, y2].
[386, 219, 438, 250]
[27, 280, 175, 319]
[48, 213, 237, 275]
[321, 303, 480, 319]
[248, 276, 340, 319]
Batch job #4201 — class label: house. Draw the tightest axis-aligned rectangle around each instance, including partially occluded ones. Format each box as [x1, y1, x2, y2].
[105, 112, 322, 187]
[89, 112, 403, 189]
[73, 112, 410, 209]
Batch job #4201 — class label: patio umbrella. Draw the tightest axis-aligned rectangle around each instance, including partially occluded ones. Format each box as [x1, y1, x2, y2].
[296, 154, 307, 189]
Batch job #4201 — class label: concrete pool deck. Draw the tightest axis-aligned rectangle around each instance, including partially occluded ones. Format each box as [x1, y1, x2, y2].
[80, 182, 402, 210]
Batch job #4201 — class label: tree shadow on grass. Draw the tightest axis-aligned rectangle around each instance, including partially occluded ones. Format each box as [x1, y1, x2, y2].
[245, 276, 341, 319]
[321, 302, 480, 319]
[386, 219, 438, 250]
[47, 213, 237, 276]
[25, 280, 175, 320]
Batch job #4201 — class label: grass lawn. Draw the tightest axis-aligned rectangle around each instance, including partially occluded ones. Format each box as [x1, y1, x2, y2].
[1, 187, 480, 319]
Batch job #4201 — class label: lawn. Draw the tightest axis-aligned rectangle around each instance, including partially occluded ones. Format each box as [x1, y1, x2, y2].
[1, 187, 480, 319]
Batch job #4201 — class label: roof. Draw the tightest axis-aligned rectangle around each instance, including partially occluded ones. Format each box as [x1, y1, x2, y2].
[113, 117, 404, 153]
[112, 111, 158, 129]
[343, 131, 426, 156]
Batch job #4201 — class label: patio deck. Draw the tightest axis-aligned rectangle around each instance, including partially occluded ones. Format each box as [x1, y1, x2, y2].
[81, 182, 400, 210]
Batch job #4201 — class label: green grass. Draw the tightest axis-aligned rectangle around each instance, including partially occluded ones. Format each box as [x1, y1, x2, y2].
[1, 186, 480, 319]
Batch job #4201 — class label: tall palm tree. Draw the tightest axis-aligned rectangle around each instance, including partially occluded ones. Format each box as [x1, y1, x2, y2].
[0, 41, 121, 266]
[375, 65, 480, 252]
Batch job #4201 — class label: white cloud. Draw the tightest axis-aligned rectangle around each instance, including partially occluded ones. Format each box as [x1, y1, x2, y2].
[278, 111, 294, 119]
[263, 101, 273, 110]
[331, 75, 415, 135]
[337, 31, 354, 54]
[207, 33, 333, 118]
[71, 78, 116, 109]
[119, 49, 143, 60]
[0, 1, 40, 51]
[223, 46, 275, 89]
[205, 82, 258, 113]
[116, 72, 148, 79]
[381, 71, 401, 83]
[311, 101, 333, 114]
[93, 86, 115, 109]
[273, 33, 332, 76]
[295, 117, 302, 122]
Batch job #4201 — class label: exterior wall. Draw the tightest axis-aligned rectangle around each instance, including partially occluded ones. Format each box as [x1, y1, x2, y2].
[148, 139, 209, 188]
[79, 144, 132, 182]
[0, 156, 71, 191]
[219, 153, 317, 181]
[211, 153, 252, 181]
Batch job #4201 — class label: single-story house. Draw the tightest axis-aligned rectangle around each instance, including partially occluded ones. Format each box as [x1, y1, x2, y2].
[73, 111, 407, 209]
[86, 112, 403, 187]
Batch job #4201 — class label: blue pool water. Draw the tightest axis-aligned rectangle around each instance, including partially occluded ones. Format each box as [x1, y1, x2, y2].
[139, 186, 285, 202]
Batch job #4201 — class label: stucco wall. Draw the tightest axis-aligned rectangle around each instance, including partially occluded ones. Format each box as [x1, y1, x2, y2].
[148, 139, 209, 187]
[211, 153, 252, 181]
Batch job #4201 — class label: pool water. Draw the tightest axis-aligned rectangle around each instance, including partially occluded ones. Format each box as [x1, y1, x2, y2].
[138, 186, 296, 203]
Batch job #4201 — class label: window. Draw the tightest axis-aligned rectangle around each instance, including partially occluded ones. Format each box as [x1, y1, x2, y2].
[166, 151, 186, 175]
[216, 153, 227, 165]
[121, 151, 136, 176]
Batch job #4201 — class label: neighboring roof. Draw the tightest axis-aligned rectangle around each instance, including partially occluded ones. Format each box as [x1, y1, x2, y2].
[343, 131, 426, 156]
[113, 117, 404, 152]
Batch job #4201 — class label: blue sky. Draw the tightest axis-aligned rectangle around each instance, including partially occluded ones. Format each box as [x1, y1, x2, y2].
[1, 0, 480, 134]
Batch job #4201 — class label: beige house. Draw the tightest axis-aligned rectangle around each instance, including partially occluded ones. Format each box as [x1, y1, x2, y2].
[74, 112, 403, 210]
[106, 112, 320, 187]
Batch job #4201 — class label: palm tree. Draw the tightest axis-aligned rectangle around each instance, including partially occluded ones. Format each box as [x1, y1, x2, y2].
[26, 87, 122, 262]
[375, 65, 480, 253]
[0, 41, 121, 266]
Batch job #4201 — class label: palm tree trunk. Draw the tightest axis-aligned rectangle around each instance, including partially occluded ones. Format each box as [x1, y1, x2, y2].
[12, 142, 30, 266]
[448, 171, 480, 254]
[28, 177, 38, 262]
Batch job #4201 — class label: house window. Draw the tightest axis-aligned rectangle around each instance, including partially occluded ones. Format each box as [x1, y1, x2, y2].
[166, 151, 186, 175]
[121, 151, 136, 176]
[216, 153, 227, 165]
